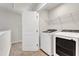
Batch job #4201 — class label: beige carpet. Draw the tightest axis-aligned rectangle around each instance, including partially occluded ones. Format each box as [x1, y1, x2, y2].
[9, 42, 47, 56]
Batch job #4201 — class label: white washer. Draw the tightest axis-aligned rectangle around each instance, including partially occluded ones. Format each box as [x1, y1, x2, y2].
[40, 29, 57, 56]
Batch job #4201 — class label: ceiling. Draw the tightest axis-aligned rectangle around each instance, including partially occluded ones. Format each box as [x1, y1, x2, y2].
[0, 3, 61, 14]
[0, 3, 39, 14]
[36, 3, 62, 11]
[42, 3, 62, 10]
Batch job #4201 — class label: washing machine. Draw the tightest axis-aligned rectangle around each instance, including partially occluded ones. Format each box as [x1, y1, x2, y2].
[40, 29, 57, 56]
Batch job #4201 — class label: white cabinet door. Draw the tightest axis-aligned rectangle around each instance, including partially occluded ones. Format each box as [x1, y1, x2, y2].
[22, 11, 39, 51]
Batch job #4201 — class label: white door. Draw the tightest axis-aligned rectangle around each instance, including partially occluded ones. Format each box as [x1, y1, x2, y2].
[22, 11, 39, 51]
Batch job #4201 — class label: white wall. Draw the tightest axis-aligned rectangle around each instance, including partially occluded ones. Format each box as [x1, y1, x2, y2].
[48, 3, 79, 30]
[0, 8, 22, 43]
[39, 10, 49, 32]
